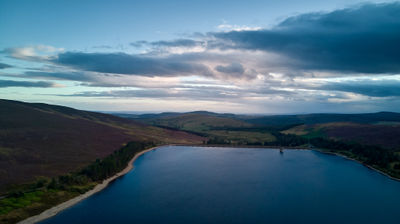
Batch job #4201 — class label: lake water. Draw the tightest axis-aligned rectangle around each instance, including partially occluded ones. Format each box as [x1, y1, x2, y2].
[40, 146, 400, 224]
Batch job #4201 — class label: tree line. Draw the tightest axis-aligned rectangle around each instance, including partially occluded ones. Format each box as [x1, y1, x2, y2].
[1, 141, 157, 222]
[309, 137, 398, 168]
[7, 141, 156, 195]
[206, 131, 400, 177]
[206, 132, 307, 147]
[48, 141, 156, 191]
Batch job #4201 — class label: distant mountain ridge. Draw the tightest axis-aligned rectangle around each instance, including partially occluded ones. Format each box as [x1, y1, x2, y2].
[119, 110, 400, 151]
[122, 110, 400, 126]
[242, 111, 400, 126]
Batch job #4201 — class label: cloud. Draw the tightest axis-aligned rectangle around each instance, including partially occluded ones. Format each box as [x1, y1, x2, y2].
[5, 70, 166, 88]
[2, 70, 208, 88]
[0, 79, 58, 88]
[215, 62, 245, 75]
[1, 45, 64, 61]
[0, 62, 12, 69]
[151, 39, 203, 48]
[131, 39, 203, 48]
[58, 88, 239, 100]
[320, 79, 400, 97]
[92, 45, 114, 49]
[2, 2, 400, 114]
[2, 70, 99, 83]
[52, 52, 213, 77]
[213, 2, 400, 74]
[22, 71, 97, 82]
[217, 22, 262, 32]
[131, 39, 208, 55]
[130, 41, 149, 48]
[57, 82, 292, 101]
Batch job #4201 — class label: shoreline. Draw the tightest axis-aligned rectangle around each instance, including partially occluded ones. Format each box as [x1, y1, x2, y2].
[186, 144, 307, 149]
[186, 144, 400, 181]
[312, 148, 400, 182]
[191, 144, 400, 181]
[201, 144, 400, 182]
[18, 146, 160, 224]
[17, 144, 400, 223]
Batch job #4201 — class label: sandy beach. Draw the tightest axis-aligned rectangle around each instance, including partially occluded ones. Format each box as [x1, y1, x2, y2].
[18, 146, 159, 224]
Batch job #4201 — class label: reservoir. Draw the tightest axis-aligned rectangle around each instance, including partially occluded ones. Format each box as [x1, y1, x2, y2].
[41, 146, 400, 224]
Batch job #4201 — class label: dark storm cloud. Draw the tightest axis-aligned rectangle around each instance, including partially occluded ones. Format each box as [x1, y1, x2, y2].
[52, 52, 213, 77]
[213, 2, 400, 74]
[0, 79, 56, 88]
[0, 62, 12, 69]
[320, 79, 400, 97]
[215, 62, 245, 74]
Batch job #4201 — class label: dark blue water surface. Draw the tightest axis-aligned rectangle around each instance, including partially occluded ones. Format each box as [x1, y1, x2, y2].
[41, 146, 400, 224]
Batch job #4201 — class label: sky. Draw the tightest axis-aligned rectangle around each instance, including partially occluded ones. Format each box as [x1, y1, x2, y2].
[1, 0, 400, 114]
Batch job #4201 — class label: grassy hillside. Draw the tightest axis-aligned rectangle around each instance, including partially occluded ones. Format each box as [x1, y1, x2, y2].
[283, 122, 400, 150]
[242, 112, 400, 126]
[126, 112, 280, 145]
[122, 111, 400, 179]
[131, 111, 400, 128]
[145, 113, 251, 132]
[0, 141, 155, 224]
[129, 110, 400, 150]
[0, 99, 204, 192]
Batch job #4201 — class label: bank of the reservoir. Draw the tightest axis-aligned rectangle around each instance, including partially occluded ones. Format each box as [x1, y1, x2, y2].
[18, 146, 159, 224]
[39, 146, 400, 224]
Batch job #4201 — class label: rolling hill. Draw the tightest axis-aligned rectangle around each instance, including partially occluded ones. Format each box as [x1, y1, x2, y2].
[127, 111, 400, 127]
[283, 122, 400, 150]
[241, 112, 400, 126]
[141, 113, 251, 132]
[0, 99, 204, 192]
[123, 112, 278, 144]
[124, 111, 400, 149]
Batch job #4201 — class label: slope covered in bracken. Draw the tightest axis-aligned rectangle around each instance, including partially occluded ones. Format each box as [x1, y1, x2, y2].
[0, 99, 204, 191]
